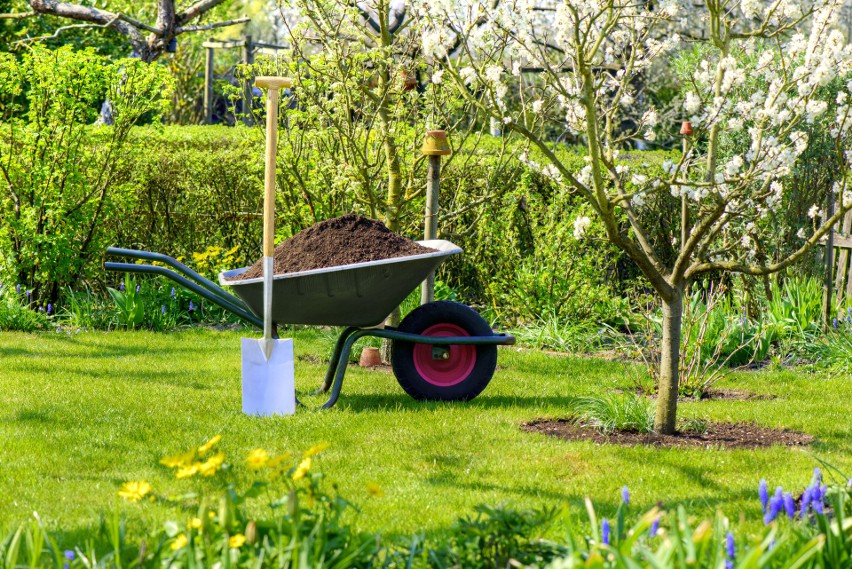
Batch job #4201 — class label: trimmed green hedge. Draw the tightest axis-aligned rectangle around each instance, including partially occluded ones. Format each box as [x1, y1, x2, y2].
[103, 126, 675, 324]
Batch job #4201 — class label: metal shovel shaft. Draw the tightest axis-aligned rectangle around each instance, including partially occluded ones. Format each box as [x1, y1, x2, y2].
[257, 77, 289, 359]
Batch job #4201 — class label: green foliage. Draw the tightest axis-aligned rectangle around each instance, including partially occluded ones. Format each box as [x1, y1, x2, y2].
[0, 285, 48, 332]
[568, 393, 655, 434]
[106, 275, 146, 329]
[0, 46, 172, 306]
[2, 438, 850, 568]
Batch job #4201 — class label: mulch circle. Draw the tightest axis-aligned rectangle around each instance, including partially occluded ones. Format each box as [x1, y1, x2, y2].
[522, 419, 813, 449]
[231, 213, 433, 279]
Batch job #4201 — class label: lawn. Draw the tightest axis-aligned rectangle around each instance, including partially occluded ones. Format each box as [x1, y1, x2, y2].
[1, 328, 850, 543]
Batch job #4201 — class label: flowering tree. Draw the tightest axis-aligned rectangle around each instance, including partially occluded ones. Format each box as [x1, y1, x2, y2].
[416, 0, 852, 432]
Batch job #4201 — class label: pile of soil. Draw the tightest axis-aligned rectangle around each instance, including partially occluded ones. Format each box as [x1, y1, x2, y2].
[231, 214, 434, 279]
[522, 419, 813, 449]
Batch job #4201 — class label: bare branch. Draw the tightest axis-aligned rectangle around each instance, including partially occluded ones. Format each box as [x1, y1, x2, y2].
[0, 11, 35, 18]
[176, 16, 249, 34]
[13, 13, 122, 45]
[176, 0, 229, 26]
[25, 0, 145, 43]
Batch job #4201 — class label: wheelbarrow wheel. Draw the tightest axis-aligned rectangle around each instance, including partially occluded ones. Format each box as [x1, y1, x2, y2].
[391, 301, 497, 401]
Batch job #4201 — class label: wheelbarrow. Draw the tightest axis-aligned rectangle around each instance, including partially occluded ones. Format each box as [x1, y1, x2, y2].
[104, 240, 515, 408]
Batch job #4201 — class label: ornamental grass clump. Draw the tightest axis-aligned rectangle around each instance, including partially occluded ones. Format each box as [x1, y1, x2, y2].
[569, 393, 656, 434]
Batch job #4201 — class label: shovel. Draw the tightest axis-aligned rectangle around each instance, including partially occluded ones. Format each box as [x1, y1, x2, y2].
[241, 76, 296, 416]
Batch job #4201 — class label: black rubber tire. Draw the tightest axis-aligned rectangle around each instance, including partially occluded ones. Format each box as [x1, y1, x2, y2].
[391, 301, 498, 401]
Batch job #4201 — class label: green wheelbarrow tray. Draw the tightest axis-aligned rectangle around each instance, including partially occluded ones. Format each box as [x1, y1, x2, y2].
[219, 240, 462, 327]
[104, 240, 515, 409]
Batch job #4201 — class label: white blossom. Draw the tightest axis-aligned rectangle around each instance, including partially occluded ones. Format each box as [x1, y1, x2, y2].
[573, 216, 591, 239]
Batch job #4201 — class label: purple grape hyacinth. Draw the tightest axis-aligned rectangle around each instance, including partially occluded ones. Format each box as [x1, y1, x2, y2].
[783, 492, 796, 519]
[650, 518, 659, 537]
[189, 300, 196, 312]
[764, 487, 784, 525]
[759, 479, 769, 512]
[621, 486, 629, 505]
[601, 519, 611, 545]
[47, 303, 52, 315]
[15, 284, 20, 294]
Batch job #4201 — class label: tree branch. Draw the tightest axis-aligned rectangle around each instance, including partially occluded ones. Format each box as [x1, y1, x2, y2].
[176, 16, 249, 34]
[0, 11, 35, 18]
[176, 0, 229, 26]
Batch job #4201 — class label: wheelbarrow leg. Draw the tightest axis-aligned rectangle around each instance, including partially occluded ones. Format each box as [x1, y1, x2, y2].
[312, 327, 360, 395]
[321, 329, 368, 409]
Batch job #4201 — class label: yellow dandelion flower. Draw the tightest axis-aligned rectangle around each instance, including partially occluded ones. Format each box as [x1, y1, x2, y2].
[171, 533, 188, 551]
[118, 481, 152, 502]
[198, 435, 222, 455]
[366, 482, 384, 497]
[304, 441, 330, 458]
[160, 449, 196, 469]
[198, 452, 225, 477]
[188, 517, 203, 530]
[291, 457, 311, 481]
[175, 463, 200, 479]
[246, 448, 269, 470]
[229, 534, 246, 548]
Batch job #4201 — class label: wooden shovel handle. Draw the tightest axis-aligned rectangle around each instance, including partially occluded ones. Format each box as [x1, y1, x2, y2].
[255, 76, 291, 258]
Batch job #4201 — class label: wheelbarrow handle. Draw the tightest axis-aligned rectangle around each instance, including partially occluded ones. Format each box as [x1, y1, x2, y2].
[106, 247, 239, 310]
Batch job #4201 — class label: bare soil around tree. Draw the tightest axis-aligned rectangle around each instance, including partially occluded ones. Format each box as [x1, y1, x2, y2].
[523, 419, 813, 449]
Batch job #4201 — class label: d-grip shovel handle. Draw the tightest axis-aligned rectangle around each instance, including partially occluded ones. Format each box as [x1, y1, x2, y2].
[255, 76, 291, 351]
[255, 76, 290, 259]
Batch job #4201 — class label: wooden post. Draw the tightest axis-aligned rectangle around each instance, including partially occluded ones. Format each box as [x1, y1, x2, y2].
[242, 35, 254, 126]
[420, 130, 452, 305]
[823, 192, 836, 330]
[204, 39, 215, 124]
[680, 121, 693, 248]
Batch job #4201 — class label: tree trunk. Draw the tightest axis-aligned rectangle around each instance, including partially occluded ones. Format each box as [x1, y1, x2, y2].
[654, 288, 684, 434]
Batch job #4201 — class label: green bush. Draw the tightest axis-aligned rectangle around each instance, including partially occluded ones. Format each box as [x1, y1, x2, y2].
[100, 127, 668, 326]
[0, 46, 172, 307]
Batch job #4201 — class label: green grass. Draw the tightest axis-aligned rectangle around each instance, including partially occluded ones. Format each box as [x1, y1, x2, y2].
[0, 329, 850, 544]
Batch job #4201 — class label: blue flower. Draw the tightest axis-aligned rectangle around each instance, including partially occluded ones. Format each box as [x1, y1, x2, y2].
[726, 532, 735, 559]
[601, 519, 610, 545]
[725, 561, 733, 569]
[649, 518, 659, 537]
[64, 550, 75, 561]
[833, 318, 838, 328]
[170, 287, 176, 298]
[621, 485, 629, 505]
[15, 284, 20, 294]
[189, 301, 196, 311]
[119, 282, 125, 292]
[764, 487, 784, 524]
[161, 305, 166, 315]
[135, 284, 140, 293]
[26, 290, 31, 300]
[783, 492, 796, 519]
[800, 487, 812, 518]
[759, 479, 769, 512]
[47, 304, 52, 315]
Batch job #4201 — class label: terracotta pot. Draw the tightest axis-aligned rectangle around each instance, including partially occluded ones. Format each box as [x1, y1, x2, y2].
[359, 347, 382, 367]
[680, 121, 693, 136]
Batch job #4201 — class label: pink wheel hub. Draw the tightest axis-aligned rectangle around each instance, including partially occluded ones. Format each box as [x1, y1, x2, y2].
[413, 323, 476, 386]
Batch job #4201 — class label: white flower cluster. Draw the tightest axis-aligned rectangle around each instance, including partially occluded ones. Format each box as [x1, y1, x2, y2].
[573, 216, 591, 239]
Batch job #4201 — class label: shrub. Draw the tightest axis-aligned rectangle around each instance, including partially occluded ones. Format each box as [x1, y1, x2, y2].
[0, 46, 172, 306]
